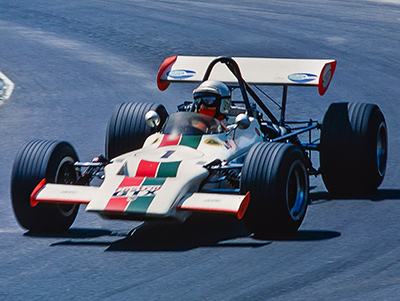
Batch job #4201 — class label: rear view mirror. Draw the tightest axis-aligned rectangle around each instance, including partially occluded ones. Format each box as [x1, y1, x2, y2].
[145, 110, 160, 128]
[235, 114, 250, 130]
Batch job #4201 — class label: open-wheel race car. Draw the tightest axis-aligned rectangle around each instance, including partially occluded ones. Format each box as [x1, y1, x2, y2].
[11, 56, 388, 236]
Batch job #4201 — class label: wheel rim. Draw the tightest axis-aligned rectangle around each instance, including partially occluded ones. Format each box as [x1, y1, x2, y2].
[286, 160, 308, 221]
[376, 122, 387, 177]
[55, 156, 78, 217]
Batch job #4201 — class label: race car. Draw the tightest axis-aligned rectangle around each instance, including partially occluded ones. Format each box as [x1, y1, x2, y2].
[11, 56, 388, 236]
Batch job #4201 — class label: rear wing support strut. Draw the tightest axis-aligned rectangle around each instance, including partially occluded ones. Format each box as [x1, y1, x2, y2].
[203, 56, 279, 123]
[203, 56, 253, 117]
[280, 85, 288, 126]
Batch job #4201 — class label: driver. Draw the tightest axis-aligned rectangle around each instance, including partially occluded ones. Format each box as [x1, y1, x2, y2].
[192, 80, 231, 120]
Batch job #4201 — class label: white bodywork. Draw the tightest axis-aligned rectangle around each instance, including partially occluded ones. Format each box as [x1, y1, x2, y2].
[158, 56, 337, 95]
[32, 115, 261, 221]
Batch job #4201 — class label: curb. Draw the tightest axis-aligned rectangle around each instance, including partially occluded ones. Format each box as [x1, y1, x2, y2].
[0, 71, 15, 103]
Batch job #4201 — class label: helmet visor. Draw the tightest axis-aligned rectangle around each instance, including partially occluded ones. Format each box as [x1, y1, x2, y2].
[193, 92, 221, 107]
[201, 96, 217, 105]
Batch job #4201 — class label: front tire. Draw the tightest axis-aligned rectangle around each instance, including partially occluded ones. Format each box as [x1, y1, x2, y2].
[11, 140, 80, 233]
[106, 102, 168, 159]
[241, 142, 309, 236]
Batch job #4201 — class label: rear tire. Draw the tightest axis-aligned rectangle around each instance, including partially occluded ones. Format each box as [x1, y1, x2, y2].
[106, 102, 168, 159]
[320, 102, 387, 194]
[241, 142, 309, 236]
[11, 140, 80, 233]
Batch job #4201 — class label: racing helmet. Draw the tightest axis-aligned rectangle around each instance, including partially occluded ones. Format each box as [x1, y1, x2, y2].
[193, 80, 231, 118]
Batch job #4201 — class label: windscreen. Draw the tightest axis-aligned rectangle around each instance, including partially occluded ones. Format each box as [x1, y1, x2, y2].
[162, 112, 225, 136]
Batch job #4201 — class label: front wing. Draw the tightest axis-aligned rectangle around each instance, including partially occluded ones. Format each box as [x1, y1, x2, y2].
[30, 179, 250, 220]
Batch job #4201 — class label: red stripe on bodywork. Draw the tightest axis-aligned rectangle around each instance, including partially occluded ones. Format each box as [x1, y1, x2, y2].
[158, 134, 181, 147]
[136, 161, 160, 177]
[105, 198, 129, 212]
[105, 176, 145, 212]
[120, 176, 145, 187]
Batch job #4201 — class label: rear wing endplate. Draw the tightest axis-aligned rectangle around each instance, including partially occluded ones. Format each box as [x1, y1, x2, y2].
[157, 56, 337, 95]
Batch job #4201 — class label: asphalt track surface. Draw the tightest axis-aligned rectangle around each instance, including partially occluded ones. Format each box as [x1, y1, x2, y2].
[0, 1, 400, 300]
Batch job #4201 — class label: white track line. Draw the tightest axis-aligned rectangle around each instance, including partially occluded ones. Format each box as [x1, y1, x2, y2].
[0, 71, 15, 103]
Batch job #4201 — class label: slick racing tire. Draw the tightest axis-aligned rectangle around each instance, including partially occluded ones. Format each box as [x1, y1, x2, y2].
[320, 102, 387, 194]
[106, 102, 168, 159]
[241, 142, 309, 236]
[11, 140, 80, 233]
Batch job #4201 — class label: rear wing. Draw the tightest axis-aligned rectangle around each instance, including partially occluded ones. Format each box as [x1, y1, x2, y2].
[157, 56, 337, 95]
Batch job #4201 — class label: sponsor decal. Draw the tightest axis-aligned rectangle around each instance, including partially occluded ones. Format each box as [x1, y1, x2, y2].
[167, 69, 196, 79]
[60, 190, 78, 195]
[223, 138, 236, 150]
[161, 150, 175, 159]
[288, 73, 317, 83]
[112, 185, 162, 198]
[224, 140, 232, 149]
[204, 139, 222, 146]
[203, 198, 221, 203]
[105, 176, 167, 214]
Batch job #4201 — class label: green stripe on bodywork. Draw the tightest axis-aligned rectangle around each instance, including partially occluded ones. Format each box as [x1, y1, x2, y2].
[157, 161, 181, 177]
[142, 177, 166, 186]
[125, 196, 154, 214]
[179, 135, 202, 149]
